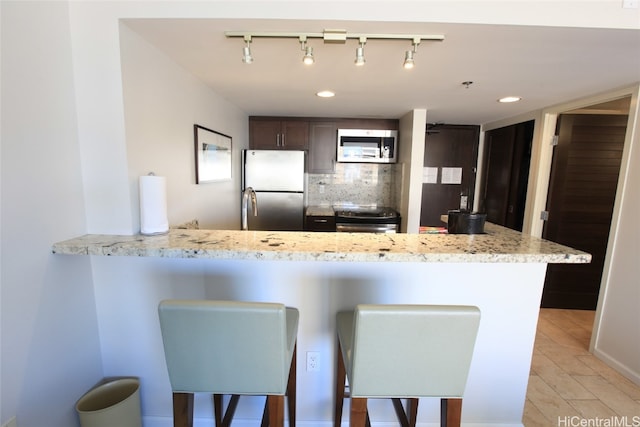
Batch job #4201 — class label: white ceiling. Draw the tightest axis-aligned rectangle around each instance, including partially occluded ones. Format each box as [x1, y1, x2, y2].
[122, 18, 640, 125]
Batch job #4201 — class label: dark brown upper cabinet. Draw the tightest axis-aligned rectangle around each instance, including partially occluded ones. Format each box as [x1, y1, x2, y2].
[249, 117, 309, 150]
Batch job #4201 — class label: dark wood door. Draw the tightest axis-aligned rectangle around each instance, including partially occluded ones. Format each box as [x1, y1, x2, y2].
[482, 121, 534, 231]
[542, 114, 627, 309]
[420, 125, 479, 226]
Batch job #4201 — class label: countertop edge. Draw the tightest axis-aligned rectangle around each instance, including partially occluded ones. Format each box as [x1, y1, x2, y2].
[51, 227, 592, 264]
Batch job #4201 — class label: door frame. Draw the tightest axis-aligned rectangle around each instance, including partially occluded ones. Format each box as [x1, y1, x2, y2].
[479, 84, 639, 355]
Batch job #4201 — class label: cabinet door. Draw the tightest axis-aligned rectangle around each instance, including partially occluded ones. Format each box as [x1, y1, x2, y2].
[281, 121, 309, 149]
[308, 122, 337, 173]
[250, 119, 282, 149]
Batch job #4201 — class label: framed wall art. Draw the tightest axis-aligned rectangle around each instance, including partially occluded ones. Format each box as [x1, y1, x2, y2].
[194, 124, 232, 183]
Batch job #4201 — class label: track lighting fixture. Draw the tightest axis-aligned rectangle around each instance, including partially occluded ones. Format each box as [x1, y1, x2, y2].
[242, 36, 253, 64]
[226, 29, 444, 69]
[403, 50, 415, 69]
[403, 38, 420, 69]
[354, 37, 366, 66]
[299, 36, 314, 65]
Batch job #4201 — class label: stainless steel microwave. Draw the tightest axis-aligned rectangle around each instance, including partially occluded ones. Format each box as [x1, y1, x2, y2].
[337, 129, 398, 163]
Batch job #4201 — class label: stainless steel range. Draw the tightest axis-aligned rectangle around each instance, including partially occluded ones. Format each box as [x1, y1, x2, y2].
[334, 206, 401, 233]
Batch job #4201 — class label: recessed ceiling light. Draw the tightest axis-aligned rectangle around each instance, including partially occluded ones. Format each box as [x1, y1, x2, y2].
[498, 96, 522, 103]
[316, 90, 335, 98]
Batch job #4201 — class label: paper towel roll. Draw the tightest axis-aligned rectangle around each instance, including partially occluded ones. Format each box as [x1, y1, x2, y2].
[139, 175, 169, 235]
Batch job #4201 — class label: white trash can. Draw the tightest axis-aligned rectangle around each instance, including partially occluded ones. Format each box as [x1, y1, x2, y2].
[75, 378, 141, 427]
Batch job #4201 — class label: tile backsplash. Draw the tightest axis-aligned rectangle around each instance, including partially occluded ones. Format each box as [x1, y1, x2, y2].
[307, 163, 398, 208]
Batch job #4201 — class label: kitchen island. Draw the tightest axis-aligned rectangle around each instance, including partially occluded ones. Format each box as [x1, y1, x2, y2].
[53, 224, 589, 427]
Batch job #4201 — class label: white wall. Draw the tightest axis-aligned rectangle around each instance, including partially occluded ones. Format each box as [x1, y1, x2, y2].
[120, 23, 248, 230]
[0, 2, 103, 425]
[592, 87, 640, 385]
[398, 109, 427, 234]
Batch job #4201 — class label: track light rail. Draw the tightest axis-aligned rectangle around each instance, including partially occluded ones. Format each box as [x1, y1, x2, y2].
[224, 30, 444, 44]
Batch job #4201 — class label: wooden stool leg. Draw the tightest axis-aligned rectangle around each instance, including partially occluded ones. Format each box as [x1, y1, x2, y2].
[267, 395, 285, 427]
[173, 392, 194, 427]
[261, 400, 269, 427]
[213, 394, 223, 427]
[334, 341, 347, 427]
[441, 398, 462, 427]
[407, 398, 419, 427]
[350, 397, 367, 427]
[287, 344, 297, 426]
[392, 398, 419, 427]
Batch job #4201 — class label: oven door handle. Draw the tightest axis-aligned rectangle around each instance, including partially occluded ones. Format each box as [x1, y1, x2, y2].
[336, 223, 397, 233]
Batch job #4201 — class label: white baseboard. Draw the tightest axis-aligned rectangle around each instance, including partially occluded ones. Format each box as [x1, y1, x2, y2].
[592, 347, 640, 386]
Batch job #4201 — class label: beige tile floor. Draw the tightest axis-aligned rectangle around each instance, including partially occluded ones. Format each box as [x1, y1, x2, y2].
[523, 309, 640, 426]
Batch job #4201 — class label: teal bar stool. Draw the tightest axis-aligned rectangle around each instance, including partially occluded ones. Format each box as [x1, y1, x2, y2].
[334, 304, 480, 427]
[158, 300, 299, 427]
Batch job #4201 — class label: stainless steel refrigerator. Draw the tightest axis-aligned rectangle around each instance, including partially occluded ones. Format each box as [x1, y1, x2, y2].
[242, 150, 305, 231]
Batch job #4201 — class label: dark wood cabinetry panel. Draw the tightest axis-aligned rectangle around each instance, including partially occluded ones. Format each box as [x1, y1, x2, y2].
[420, 125, 480, 226]
[249, 117, 309, 150]
[542, 113, 627, 309]
[305, 215, 336, 231]
[308, 122, 338, 173]
[481, 120, 534, 231]
[333, 118, 399, 131]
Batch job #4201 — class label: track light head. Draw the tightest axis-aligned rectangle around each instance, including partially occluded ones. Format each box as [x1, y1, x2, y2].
[303, 46, 314, 65]
[403, 50, 415, 69]
[299, 36, 315, 65]
[242, 37, 253, 64]
[403, 39, 420, 69]
[354, 37, 366, 66]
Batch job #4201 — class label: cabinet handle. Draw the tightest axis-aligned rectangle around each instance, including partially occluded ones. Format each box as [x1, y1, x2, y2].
[282, 133, 285, 147]
[276, 134, 281, 147]
[314, 219, 328, 223]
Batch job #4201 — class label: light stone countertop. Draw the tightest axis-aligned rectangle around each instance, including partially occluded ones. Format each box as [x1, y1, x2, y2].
[52, 223, 591, 264]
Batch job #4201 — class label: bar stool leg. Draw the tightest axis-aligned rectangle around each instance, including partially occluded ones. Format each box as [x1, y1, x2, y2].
[334, 341, 347, 427]
[213, 394, 223, 426]
[287, 345, 297, 426]
[350, 397, 368, 427]
[173, 392, 194, 427]
[407, 398, 419, 427]
[441, 398, 462, 427]
[268, 395, 285, 427]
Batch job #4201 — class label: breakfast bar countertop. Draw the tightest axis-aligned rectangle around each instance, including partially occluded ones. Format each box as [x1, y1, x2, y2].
[52, 223, 591, 264]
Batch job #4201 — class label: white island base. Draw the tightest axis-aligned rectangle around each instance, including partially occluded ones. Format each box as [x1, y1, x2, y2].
[89, 257, 544, 427]
[53, 227, 589, 426]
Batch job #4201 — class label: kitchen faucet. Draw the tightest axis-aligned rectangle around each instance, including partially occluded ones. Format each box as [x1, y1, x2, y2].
[241, 187, 258, 230]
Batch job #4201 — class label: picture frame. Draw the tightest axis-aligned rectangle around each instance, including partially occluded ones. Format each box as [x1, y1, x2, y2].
[194, 124, 232, 183]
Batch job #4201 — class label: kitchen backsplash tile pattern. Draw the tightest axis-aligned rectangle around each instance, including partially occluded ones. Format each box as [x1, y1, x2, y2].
[307, 163, 397, 207]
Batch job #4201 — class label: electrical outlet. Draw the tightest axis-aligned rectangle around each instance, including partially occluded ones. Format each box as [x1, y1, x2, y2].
[306, 351, 320, 372]
[623, 0, 638, 8]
